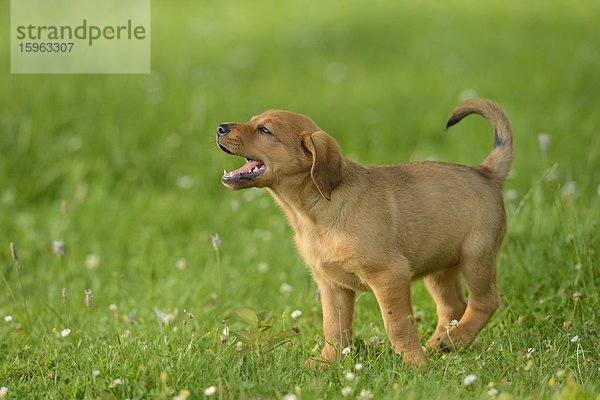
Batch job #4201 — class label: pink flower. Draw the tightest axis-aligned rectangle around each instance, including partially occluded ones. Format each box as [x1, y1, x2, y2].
[211, 234, 222, 250]
[53, 240, 65, 257]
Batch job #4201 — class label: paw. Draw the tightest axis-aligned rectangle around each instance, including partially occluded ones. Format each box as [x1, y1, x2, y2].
[437, 328, 475, 351]
[425, 334, 442, 349]
[402, 350, 428, 370]
[305, 346, 340, 370]
[304, 357, 316, 369]
[305, 357, 332, 371]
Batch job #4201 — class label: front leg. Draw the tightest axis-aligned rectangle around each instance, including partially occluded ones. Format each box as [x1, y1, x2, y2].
[363, 266, 427, 369]
[315, 281, 355, 362]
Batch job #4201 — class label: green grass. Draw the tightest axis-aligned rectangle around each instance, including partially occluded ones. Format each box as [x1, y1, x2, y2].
[1, 0, 599, 398]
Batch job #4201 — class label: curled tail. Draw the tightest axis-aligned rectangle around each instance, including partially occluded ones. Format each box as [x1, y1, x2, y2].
[446, 98, 513, 181]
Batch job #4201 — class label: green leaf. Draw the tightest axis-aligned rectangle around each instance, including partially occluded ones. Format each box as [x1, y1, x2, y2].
[267, 330, 298, 349]
[234, 308, 258, 326]
[257, 310, 274, 324]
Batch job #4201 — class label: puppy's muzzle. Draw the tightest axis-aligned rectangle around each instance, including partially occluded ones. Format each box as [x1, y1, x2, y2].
[216, 124, 235, 154]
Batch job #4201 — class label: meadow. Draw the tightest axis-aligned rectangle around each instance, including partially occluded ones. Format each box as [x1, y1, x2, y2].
[1, 0, 599, 398]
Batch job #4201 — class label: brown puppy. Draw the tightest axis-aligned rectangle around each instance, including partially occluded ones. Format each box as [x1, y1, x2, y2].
[216, 98, 512, 369]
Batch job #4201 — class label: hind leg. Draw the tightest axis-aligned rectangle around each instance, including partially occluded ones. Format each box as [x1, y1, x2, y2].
[438, 250, 500, 350]
[424, 266, 467, 348]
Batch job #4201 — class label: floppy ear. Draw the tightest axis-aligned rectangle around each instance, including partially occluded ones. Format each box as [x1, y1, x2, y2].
[301, 130, 343, 201]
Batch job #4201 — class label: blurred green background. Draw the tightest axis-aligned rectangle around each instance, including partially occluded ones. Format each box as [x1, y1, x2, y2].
[1, 0, 598, 269]
[1, 0, 599, 398]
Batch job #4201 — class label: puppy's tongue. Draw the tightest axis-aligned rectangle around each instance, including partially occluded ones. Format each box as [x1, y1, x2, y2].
[224, 160, 264, 178]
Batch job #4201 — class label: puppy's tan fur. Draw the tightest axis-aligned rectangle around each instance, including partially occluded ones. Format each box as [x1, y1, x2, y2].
[217, 98, 512, 369]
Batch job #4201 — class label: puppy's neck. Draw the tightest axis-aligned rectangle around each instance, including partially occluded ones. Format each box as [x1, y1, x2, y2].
[267, 159, 365, 227]
[268, 173, 323, 224]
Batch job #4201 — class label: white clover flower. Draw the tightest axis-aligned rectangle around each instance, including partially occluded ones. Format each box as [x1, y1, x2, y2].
[176, 175, 193, 189]
[86, 254, 100, 270]
[173, 389, 190, 400]
[574, 263, 582, 271]
[571, 335, 580, 343]
[281, 394, 297, 400]
[341, 346, 351, 356]
[113, 378, 122, 386]
[355, 363, 364, 371]
[459, 89, 478, 102]
[109, 304, 118, 312]
[341, 386, 352, 397]
[204, 386, 216, 396]
[538, 133, 550, 155]
[92, 370, 100, 378]
[345, 371, 355, 381]
[505, 189, 519, 201]
[230, 200, 241, 211]
[257, 262, 269, 273]
[4, 315, 12, 323]
[60, 328, 71, 337]
[450, 319, 459, 327]
[279, 283, 293, 296]
[463, 374, 477, 386]
[290, 310, 302, 320]
[561, 181, 578, 199]
[358, 389, 374, 399]
[487, 387, 499, 397]
[368, 335, 380, 345]
[176, 258, 187, 270]
[0, 387, 7, 398]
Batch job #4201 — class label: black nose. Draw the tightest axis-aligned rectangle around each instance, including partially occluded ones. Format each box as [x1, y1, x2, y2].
[217, 124, 230, 136]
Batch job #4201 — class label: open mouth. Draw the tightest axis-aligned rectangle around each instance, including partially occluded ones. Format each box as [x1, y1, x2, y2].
[222, 158, 266, 182]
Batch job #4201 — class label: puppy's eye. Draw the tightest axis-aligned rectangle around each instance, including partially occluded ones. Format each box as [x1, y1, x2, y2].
[257, 125, 272, 135]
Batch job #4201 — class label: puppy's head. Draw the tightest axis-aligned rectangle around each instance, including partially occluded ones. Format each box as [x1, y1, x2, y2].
[216, 110, 342, 200]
